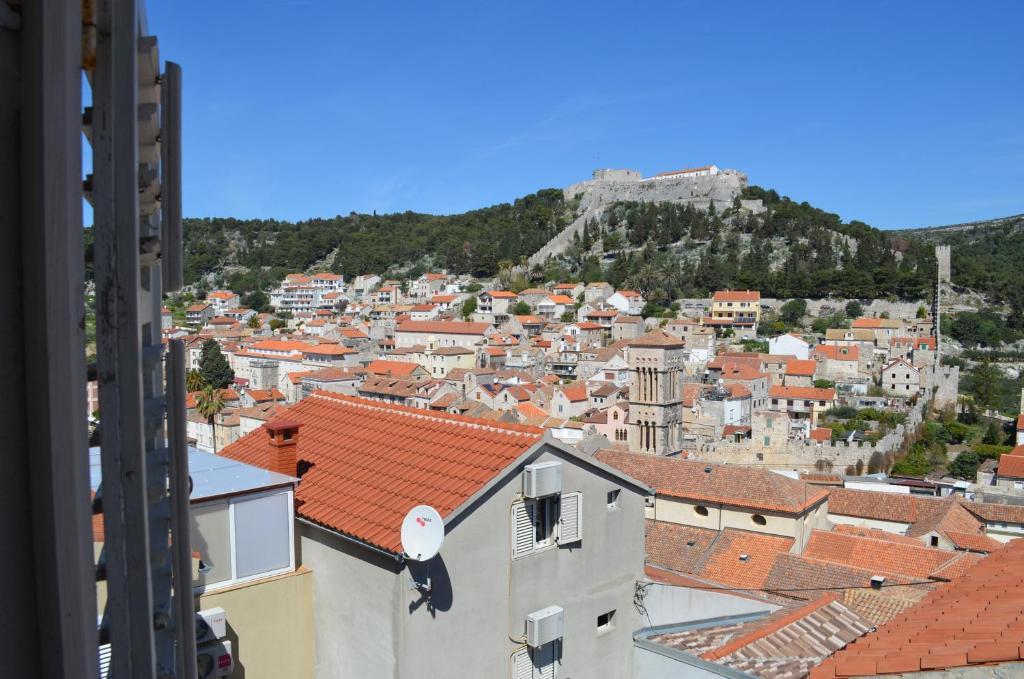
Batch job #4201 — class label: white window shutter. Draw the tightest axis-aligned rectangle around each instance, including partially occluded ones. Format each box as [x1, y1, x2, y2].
[559, 492, 582, 545]
[512, 501, 535, 559]
[511, 647, 532, 679]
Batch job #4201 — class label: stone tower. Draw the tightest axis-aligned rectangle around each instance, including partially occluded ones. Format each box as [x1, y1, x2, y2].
[627, 330, 685, 455]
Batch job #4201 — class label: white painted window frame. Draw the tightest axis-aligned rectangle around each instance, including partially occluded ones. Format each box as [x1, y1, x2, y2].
[192, 487, 296, 595]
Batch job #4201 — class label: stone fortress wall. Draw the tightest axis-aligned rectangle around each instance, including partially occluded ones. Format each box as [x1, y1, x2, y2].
[528, 167, 759, 266]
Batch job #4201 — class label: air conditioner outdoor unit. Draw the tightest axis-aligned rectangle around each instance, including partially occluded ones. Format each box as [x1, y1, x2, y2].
[526, 605, 565, 648]
[195, 607, 227, 645]
[197, 639, 234, 679]
[523, 461, 562, 498]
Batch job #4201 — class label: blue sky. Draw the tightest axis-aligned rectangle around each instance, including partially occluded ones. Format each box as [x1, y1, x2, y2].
[145, 1, 1024, 229]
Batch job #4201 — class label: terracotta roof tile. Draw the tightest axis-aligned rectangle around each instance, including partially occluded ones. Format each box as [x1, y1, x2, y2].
[769, 385, 837, 401]
[219, 393, 542, 554]
[695, 529, 795, 590]
[815, 344, 860, 361]
[786, 359, 817, 376]
[997, 452, 1024, 478]
[802, 530, 964, 579]
[816, 538, 1024, 676]
[712, 290, 761, 302]
[596, 450, 827, 514]
[364, 360, 423, 378]
[644, 519, 719, 574]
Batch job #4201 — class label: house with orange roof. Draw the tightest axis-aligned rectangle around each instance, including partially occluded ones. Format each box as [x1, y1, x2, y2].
[552, 282, 584, 299]
[477, 289, 518, 319]
[995, 446, 1024, 491]
[219, 393, 651, 679]
[394, 320, 492, 350]
[409, 271, 447, 298]
[814, 343, 862, 380]
[606, 289, 645, 316]
[206, 289, 240, 312]
[597, 449, 830, 549]
[710, 289, 761, 325]
[551, 381, 590, 419]
[536, 293, 575, 320]
[784, 358, 818, 387]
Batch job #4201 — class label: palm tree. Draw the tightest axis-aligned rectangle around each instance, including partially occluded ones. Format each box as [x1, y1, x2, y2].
[186, 368, 206, 392]
[195, 385, 226, 455]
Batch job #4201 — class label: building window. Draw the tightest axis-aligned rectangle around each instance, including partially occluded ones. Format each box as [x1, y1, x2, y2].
[751, 514, 767, 526]
[694, 505, 709, 517]
[607, 489, 620, 510]
[597, 610, 616, 632]
[930, 535, 939, 547]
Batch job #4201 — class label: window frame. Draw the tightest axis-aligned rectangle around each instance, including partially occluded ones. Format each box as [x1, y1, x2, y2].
[606, 489, 620, 511]
[191, 486, 296, 595]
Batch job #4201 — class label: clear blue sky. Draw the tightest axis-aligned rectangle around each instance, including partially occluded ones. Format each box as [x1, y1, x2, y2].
[147, 0, 1024, 229]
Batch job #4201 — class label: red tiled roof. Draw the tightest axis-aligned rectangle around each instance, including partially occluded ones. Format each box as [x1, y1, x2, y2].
[809, 427, 832, 442]
[696, 529, 795, 590]
[184, 388, 240, 409]
[769, 385, 836, 401]
[812, 538, 1024, 678]
[654, 165, 716, 178]
[249, 339, 310, 353]
[483, 290, 518, 299]
[630, 330, 685, 348]
[832, 524, 924, 546]
[786, 359, 817, 377]
[712, 290, 761, 302]
[595, 450, 827, 514]
[851, 318, 881, 328]
[802, 530, 965, 580]
[547, 294, 575, 305]
[396, 320, 490, 335]
[644, 520, 720, 574]
[828, 488, 954, 524]
[559, 383, 588, 402]
[247, 388, 285, 402]
[364, 360, 423, 378]
[997, 451, 1024, 479]
[303, 344, 355, 356]
[219, 393, 542, 554]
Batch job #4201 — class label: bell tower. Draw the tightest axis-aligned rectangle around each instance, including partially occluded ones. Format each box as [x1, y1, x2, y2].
[627, 331, 685, 454]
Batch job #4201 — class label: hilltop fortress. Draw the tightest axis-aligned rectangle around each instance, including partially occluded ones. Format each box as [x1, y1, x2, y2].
[530, 165, 762, 265]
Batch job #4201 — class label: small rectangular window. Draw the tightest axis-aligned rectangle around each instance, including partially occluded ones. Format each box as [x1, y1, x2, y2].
[607, 489, 620, 510]
[597, 610, 616, 631]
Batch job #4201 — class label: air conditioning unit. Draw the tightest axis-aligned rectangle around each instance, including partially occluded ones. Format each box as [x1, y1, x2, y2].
[197, 639, 233, 679]
[195, 607, 227, 645]
[526, 605, 564, 647]
[523, 461, 562, 498]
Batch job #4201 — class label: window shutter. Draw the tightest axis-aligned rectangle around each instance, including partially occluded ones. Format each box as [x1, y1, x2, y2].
[559, 492, 582, 545]
[511, 647, 532, 679]
[512, 501, 535, 559]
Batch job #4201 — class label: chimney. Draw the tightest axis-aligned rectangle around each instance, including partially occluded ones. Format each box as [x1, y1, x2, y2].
[264, 420, 301, 477]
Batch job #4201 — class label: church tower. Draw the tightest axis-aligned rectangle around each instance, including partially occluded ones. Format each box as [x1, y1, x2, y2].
[627, 330, 685, 454]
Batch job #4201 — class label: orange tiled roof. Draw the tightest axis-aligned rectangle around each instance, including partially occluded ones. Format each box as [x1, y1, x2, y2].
[559, 383, 588, 402]
[811, 538, 1024, 678]
[219, 393, 542, 554]
[712, 290, 760, 302]
[630, 330, 685, 348]
[696, 529, 795, 590]
[802, 530, 966, 580]
[396, 320, 490, 335]
[828, 488, 951, 524]
[832, 524, 924, 546]
[809, 427, 832, 442]
[595, 449, 827, 514]
[786, 359, 817, 376]
[547, 294, 574, 305]
[303, 344, 355, 356]
[364, 360, 422, 378]
[249, 339, 310, 353]
[997, 451, 1024, 478]
[644, 520, 721, 574]
[769, 385, 836, 401]
[483, 290, 518, 299]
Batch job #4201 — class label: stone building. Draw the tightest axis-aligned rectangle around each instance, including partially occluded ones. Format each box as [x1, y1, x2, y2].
[627, 331, 685, 455]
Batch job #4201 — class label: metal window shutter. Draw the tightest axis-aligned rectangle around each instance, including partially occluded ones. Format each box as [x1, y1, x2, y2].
[559, 492, 582, 545]
[511, 647, 532, 679]
[512, 501, 535, 559]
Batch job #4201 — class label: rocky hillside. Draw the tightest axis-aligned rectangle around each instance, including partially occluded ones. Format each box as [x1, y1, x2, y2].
[892, 214, 1024, 305]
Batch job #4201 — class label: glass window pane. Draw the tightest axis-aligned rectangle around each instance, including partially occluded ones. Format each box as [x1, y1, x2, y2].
[192, 502, 232, 587]
[234, 491, 291, 579]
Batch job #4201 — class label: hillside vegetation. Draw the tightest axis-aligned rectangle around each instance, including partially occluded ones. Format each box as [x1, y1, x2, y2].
[182, 189, 569, 293]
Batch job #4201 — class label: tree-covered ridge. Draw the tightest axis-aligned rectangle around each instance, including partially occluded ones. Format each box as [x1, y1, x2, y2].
[898, 214, 1024, 306]
[182, 189, 569, 292]
[541, 186, 936, 306]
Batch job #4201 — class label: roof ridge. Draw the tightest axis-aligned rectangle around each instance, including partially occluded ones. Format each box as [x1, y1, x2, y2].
[311, 391, 544, 438]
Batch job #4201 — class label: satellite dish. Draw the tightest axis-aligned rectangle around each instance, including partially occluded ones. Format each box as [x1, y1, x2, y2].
[400, 505, 444, 561]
